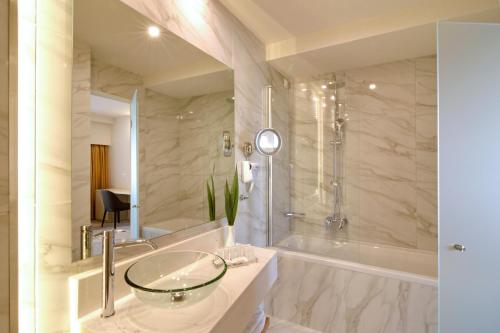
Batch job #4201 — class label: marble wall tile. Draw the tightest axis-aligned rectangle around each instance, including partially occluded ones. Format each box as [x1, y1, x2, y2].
[71, 42, 91, 260]
[0, 214, 9, 333]
[0, 1, 9, 330]
[266, 255, 437, 333]
[0, 0, 8, 216]
[416, 181, 437, 252]
[36, 1, 74, 331]
[290, 57, 437, 251]
[357, 177, 417, 248]
[142, 89, 235, 229]
[34, 0, 276, 329]
[178, 91, 234, 221]
[90, 58, 143, 101]
[142, 90, 182, 225]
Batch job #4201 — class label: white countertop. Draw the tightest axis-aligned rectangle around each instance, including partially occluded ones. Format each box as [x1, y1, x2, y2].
[79, 246, 277, 333]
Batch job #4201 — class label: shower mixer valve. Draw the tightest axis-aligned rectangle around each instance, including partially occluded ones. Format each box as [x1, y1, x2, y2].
[325, 216, 348, 231]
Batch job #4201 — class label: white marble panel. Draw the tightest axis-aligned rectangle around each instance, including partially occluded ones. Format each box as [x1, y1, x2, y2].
[0, 1, 9, 329]
[36, 1, 74, 331]
[71, 42, 91, 260]
[266, 255, 437, 333]
[0, 0, 8, 215]
[0, 213, 9, 332]
[91, 58, 143, 101]
[142, 90, 182, 225]
[34, 0, 277, 330]
[268, 317, 322, 333]
[290, 57, 437, 251]
[416, 181, 437, 252]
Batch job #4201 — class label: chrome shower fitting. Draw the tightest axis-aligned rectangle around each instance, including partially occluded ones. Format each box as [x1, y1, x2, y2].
[326, 76, 348, 232]
[325, 216, 348, 230]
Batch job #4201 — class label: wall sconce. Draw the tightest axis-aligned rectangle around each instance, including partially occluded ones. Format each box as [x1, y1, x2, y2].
[223, 130, 233, 157]
[243, 142, 253, 159]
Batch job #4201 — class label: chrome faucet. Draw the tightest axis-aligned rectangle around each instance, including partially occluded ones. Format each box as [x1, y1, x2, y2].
[101, 230, 158, 318]
[325, 216, 348, 231]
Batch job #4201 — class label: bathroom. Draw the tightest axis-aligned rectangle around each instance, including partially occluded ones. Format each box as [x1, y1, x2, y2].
[1, 0, 500, 332]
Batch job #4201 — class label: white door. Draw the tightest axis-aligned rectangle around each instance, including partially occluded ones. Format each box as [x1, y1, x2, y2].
[130, 90, 139, 239]
[439, 22, 500, 333]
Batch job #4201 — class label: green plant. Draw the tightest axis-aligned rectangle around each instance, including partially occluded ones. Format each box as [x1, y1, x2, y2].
[224, 167, 239, 226]
[206, 174, 216, 221]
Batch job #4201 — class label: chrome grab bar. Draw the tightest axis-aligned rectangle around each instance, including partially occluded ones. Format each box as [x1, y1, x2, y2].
[283, 212, 306, 218]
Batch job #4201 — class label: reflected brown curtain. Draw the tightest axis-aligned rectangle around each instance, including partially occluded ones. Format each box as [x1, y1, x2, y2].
[91, 144, 109, 220]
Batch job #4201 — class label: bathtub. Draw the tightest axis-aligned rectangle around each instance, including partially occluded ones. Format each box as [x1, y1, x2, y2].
[141, 217, 206, 239]
[277, 233, 437, 279]
[266, 234, 437, 332]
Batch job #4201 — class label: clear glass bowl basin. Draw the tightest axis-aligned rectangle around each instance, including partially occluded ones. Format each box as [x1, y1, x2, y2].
[125, 250, 227, 309]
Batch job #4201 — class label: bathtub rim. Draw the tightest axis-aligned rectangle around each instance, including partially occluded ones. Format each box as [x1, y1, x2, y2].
[273, 247, 437, 287]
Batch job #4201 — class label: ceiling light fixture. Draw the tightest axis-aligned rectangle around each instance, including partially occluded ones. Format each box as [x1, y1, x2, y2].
[147, 25, 161, 38]
[369, 83, 377, 90]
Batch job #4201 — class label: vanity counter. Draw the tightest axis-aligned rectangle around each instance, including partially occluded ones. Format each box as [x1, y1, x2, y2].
[79, 246, 277, 333]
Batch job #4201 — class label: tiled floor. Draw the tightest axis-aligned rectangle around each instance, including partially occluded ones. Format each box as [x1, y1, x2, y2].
[267, 318, 322, 333]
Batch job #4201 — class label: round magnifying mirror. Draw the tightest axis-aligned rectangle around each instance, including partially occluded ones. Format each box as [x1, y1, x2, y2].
[254, 128, 282, 156]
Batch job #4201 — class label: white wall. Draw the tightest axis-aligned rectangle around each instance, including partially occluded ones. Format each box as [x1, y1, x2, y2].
[90, 120, 112, 145]
[109, 116, 130, 189]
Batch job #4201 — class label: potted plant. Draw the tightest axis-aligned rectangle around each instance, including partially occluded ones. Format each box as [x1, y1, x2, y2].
[224, 167, 239, 246]
[206, 171, 216, 221]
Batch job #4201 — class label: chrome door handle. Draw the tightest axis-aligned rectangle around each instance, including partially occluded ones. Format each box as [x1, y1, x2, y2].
[452, 243, 466, 252]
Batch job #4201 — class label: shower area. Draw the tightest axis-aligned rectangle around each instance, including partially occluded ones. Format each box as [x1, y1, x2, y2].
[266, 57, 438, 332]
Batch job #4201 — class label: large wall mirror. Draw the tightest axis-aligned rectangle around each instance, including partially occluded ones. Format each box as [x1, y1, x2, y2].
[72, 0, 234, 261]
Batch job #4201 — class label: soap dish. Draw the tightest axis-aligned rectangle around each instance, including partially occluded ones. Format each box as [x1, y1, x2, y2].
[214, 244, 258, 268]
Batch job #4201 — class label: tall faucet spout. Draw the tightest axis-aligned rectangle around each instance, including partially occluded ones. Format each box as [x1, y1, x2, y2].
[101, 230, 157, 318]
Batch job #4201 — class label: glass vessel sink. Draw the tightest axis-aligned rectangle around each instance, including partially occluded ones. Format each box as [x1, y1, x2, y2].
[125, 250, 227, 308]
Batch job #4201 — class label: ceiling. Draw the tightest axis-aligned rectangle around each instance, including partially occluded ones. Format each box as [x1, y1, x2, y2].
[91, 94, 130, 118]
[74, 0, 233, 97]
[220, 0, 500, 79]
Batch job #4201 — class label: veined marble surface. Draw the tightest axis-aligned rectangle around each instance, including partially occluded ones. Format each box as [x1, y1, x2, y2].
[289, 56, 437, 251]
[0, 0, 9, 329]
[143, 89, 234, 229]
[266, 254, 437, 333]
[71, 42, 91, 260]
[79, 246, 277, 333]
[268, 318, 322, 333]
[74, 51, 235, 236]
[35, 0, 281, 330]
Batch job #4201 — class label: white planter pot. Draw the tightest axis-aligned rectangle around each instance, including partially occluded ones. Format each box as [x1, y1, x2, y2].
[225, 225, 235, 247]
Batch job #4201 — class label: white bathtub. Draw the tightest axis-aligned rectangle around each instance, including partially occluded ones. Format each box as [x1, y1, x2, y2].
[267, 234, 438, 332]
[141, 217, 206, 239]
[276, 233, 437, 282]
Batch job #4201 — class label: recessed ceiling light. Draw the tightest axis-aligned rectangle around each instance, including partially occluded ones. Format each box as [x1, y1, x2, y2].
[369, 83, 377, 90]
[148, 25, 161, 38]
[321, 84, 327, 89]
[330, 95, 336, 101]
[301, 88, 307, 92]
